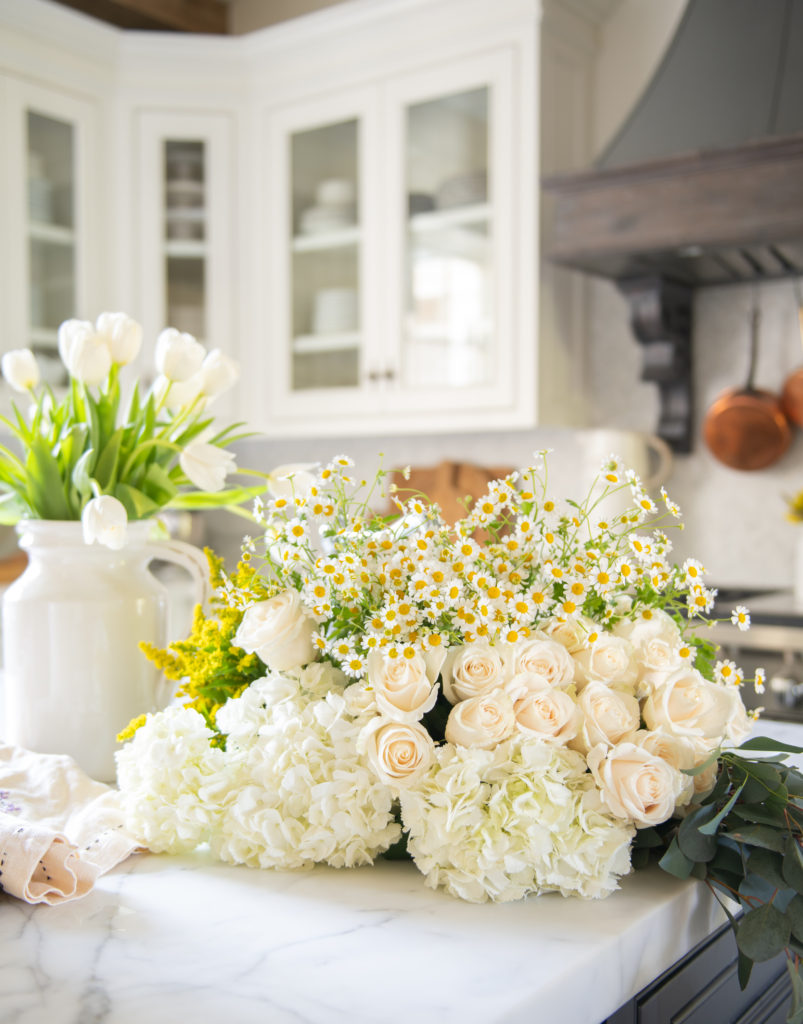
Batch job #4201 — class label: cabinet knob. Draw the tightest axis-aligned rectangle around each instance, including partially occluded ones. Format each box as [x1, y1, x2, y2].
[384, 368, 396, 381]
[367, 369, 382, 383]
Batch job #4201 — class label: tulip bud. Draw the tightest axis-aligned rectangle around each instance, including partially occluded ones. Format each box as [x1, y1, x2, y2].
[96, 312, 143, 366]
[1, 349, 40, 392]
[153, 372, 206, 412]
[57, 319, 95, 369]
[200, 348, 239, 398]
[82, 495, 128, 550]
[65, 330, 113, 387]
[179, 441, 236, 493]
[155, 328, 205, 382]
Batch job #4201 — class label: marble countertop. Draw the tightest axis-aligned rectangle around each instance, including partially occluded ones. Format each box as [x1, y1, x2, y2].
[2, 719, 802, 1024]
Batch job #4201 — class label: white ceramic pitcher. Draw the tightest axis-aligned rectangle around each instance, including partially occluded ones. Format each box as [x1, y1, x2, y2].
[578, 429, 674, 522]
[2, 520, 210, 782]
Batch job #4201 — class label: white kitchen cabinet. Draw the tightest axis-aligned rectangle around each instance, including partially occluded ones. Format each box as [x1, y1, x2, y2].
[261, 4, 537, 436]
[135, 110, 237, 368]
[0, 74, 102, 386]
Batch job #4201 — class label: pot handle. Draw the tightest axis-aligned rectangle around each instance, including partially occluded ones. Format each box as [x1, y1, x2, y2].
[145, 538, 211, 613]
[640, 433, 674, 491]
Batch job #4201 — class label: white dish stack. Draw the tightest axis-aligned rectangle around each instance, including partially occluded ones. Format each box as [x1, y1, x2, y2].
[299, 178, 356, 235]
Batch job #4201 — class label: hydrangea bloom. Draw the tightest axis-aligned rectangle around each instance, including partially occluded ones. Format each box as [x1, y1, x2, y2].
[400, 737, 634, 903]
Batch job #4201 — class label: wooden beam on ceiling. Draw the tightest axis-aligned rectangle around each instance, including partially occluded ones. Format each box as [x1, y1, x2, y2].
[51, 0, 229, 34]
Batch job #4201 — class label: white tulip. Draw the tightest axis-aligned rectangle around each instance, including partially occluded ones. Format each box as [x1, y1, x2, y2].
[200, 348, 239, 397]
[155, 328, 205, 382]
[63, 328, 113, 387]
[96, 312, 143, 366]
[82, 495, 128, 550]
[179, 441, 236, 492]
[1, 349, 40, 392]
[266, 463, 318, 499]
[57, 319, 95, 368]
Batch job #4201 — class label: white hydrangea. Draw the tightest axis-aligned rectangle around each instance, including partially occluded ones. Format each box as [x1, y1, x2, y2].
[115, 706, 226, 854]
[210, 674, 399, 870]
[400, 737, 634, 903]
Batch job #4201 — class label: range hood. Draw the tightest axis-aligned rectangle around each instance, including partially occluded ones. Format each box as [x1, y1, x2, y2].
[542, 0, 803, 452]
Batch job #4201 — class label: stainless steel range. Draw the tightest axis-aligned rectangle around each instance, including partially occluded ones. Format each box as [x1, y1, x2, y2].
[706, 589, 803, 722]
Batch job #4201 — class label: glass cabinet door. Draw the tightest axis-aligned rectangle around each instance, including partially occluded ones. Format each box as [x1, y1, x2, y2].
[402, 86, 492, 392]
[163, 139, 207, 342]
[288, 117, 362, 392]
[27, 110, 77, 386]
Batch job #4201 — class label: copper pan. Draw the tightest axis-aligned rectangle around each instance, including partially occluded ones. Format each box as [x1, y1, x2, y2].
[781, 278, 803, 426]
[703, 301, 792, 471]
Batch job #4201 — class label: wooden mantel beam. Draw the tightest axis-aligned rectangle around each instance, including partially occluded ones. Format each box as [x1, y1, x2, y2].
[51, 0, 229, 34]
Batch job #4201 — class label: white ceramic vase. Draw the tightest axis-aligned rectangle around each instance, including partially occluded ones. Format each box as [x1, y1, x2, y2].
[2, 520, 209, 782]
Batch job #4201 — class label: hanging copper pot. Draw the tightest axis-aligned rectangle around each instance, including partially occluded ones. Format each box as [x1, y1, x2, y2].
[703, 299, 792, 471]
[781, 278, 803, 426]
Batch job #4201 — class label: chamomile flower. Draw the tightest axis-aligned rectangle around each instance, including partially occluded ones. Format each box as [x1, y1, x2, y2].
[731, 606, 751, 631]
[682, 558, 706, 586]
[754, 667, 766, 694]
[715, 660, 743, 687]
[660, 487, 682, 518]
[687, 584, 716, 616]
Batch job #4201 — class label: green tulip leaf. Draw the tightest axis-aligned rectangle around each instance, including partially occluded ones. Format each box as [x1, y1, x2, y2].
[71, 448, 96, 500]
[94, 428, 124, 489]
[114, 482, 161, 521]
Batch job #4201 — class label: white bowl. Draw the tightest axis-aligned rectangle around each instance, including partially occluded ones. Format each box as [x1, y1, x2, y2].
[312, 287, 358, 334]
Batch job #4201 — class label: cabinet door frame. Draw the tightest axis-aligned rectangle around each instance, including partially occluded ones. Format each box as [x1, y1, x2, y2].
[135, 109, 236, 380]
[381, 46, 523, 424]
[261, 85, 384, 429]
[2, 75, 101, 356]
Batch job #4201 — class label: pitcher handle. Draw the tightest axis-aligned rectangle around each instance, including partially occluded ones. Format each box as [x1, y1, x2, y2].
[642, 433, 674, 491]
[144, 538, 211, 613]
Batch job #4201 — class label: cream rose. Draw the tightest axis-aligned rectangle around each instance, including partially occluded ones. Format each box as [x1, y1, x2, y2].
[367, 649, 441, 724]
[441, 643, 507, 704]
[445, 688, 516, 749]
[615, 611, 684, 694]
[630, 729, 696, 809]
[573, 634, 637, 691]
[233, 589, 317, 672]
[358, 717, 434, 788]
[642, 667, 744, 747]
[587, 741, 685, 828]
[514, 689, 580, 746]
[541, 616, 595, 654]
[509, 637, 575, 689]
[570, 682, 641, 755]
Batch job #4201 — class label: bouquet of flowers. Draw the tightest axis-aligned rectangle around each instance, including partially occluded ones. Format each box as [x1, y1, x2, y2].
[0, 313, 259, 543]
[115, 454, 803, 1016]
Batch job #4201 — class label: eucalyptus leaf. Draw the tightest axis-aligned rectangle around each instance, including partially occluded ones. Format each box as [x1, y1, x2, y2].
[736, 903, 791, 961]
[725, 824, 787, 853]
[741, 760, 784, 803]
[739, 736, 803, 755]
[731, 802, 789, 828]
[787, 895, 803, 943]
[658, 838, 695, 879]
[747, 847, 787, 890]
[698, 781, 745, 834]
[677, 805, 719, 861]
[737, 949, 753, 991]
[784, 838, 803, 892]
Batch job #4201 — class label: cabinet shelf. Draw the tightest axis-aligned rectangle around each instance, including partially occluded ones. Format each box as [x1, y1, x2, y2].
[165, 240, 207, 258]
[293, 332, 361, 354]
[29, 327, 59, 349]
[409, 203, 489, 234]
[28, 221, 75, 246]
[292, 227, 361, 253]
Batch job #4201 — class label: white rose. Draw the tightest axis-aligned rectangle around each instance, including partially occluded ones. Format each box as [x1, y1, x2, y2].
[509, 637, 575, 688]
[1, 349, 39, 392]
[179, 441, 236, 492]
[233, 589, 317, 672]
[570, 681, 641, 755]
[81, 495, 127, 550]
[444, 688, 516, 749]
[614, 609, 681, 649]
[95, 312, 142, 365]
[588, 741, 686, 828]
[506, 671, 551, 701]
[642, 667, 743, 747]
[60, 322, 112, 386]
[155, 328, 206, 382]
[200, 348, 239, 397]
[367, 649, 441, 724]
[615, 611, 684, 693]
[358, 717, 434, 788]
[573, 634, 637, 691]
[690, 739, 720, 797]
[514, 689, 580, 746]
[630, 729, 696, 809]
[541, 615, 596, 654]
[267, 463, 319, 500]
[441, 643, 507, 704]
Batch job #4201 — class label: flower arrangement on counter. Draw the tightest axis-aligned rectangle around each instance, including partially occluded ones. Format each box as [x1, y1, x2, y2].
[116, 454, 803, 1017]
[0, 314, 260, 544]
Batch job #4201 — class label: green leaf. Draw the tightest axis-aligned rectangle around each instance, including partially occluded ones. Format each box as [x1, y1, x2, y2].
[633, 827, 665, 849]
[167, 484, 265, 511]
[93, 428, 124, 489]
[736, 904, 791, 961]
[71, 448, 96, 500]
[731, 802, 789, 828]
[677, 805, 719, 862]
[726, 824, 787, 853]
[784, 837, 803, 892]
[658, 837, 696, 879]
[25, 437, 70, 519]
[698, 781, 745, 834]
[141, 462, 177, 505]
[739, 736, 803, 755]
[682, 747, 720, 776]
[113, 482, 161, 521]
[747, 848, 787, 890]
[741, 760, 785, 803]
[787, 895, 803, 943]
[737, 949, 753, 990]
